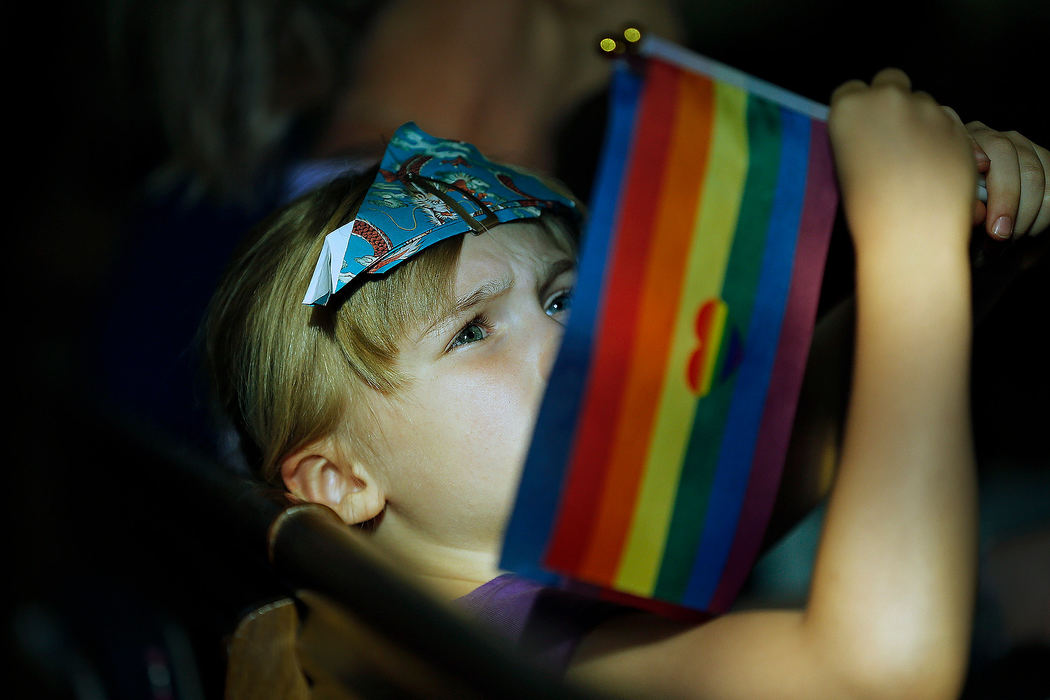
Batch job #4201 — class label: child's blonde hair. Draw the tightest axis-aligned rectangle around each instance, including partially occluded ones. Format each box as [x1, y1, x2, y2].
[204, 167, 577, 484]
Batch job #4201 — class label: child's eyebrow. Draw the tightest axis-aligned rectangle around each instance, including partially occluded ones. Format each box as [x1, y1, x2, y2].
[419, 277, 513, 339]
[417, 256, 576, 341]
[537, 258, 576, 294]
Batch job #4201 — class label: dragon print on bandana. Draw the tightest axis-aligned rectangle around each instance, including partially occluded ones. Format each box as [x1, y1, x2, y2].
[303, 122, 581, 306]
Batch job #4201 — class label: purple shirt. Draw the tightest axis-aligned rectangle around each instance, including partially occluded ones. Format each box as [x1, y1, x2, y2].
[455, 574, 627, 674]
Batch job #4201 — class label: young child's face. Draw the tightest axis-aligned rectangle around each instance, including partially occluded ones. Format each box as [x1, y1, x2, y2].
[362, 221, 575, 555]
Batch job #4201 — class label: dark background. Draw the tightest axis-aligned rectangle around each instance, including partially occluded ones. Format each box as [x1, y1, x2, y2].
[11, 1, 1049, 698]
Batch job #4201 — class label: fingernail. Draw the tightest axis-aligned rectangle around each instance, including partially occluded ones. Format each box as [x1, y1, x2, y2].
[992, 215, 1012, 240]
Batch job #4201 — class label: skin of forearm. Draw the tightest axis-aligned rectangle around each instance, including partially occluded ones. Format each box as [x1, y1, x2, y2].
[804, 242, 977, 697]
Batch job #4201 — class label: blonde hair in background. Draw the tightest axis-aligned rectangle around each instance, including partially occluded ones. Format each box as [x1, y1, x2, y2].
[203, 167, 578, 485]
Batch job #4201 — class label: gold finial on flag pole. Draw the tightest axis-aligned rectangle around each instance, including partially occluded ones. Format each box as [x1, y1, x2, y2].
[597, 24, 644, 60]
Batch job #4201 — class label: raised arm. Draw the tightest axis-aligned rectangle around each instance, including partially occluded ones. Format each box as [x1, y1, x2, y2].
[568, 69, 979, 700]
[768, 102, 1050, 543]
[804, 66, 977, 695]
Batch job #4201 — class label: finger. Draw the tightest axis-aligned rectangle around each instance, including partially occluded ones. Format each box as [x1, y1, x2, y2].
[870, 67, 911, 90]
[969, 121, 1021, 240]
[1027, 141, 1050, 236]
[972, 199, 987, 227]
[941, 105, 964, 126]
[974, 146, 992, 173]
[831, 79, 867, 104]
[950, 108, 991, 172]
[1001, 131, 1047, 236]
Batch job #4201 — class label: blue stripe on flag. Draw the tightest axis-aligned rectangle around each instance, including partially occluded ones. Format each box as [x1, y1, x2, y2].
[499, 64, 645, 577]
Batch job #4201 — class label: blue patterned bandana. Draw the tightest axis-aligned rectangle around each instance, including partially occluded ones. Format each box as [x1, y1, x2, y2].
[303, 122, 581, 306]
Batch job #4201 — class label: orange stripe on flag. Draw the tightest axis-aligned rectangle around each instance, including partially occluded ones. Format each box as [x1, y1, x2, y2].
[543, 60, 680, 572]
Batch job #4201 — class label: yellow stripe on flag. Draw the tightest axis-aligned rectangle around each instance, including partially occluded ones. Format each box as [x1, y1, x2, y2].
[615, 81, 749, 596]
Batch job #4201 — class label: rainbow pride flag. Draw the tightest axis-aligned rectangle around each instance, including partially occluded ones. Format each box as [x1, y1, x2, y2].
[500, 37, 839, 614]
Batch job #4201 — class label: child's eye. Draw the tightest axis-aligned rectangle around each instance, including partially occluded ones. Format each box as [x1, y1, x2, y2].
[545, 289, 573, 319]
[447, 315, 491, 351]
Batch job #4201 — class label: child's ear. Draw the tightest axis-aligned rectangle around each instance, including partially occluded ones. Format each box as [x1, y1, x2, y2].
[279, 438, 386, 526]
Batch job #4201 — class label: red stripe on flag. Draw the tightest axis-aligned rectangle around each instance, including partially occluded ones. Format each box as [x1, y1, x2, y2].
[578, 70, 716, 583]
[543, 61, 682, 573]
